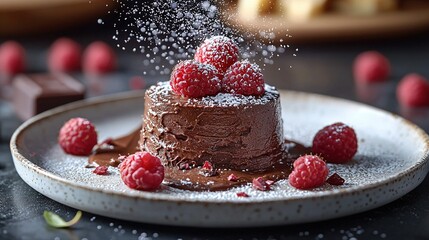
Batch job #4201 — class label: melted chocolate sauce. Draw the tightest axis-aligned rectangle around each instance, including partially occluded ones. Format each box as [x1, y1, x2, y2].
[88, 129, 140, 167]
[88, 130, 311, 191]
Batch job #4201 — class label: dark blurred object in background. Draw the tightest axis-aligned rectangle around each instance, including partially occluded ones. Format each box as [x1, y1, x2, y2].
[0, 0, 115, 36]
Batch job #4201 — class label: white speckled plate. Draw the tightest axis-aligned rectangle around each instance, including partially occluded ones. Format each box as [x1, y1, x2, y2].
[10, 90, 429, 227]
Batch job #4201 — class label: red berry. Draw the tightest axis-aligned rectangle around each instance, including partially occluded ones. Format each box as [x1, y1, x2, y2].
[194, 36, 239, 74]
[178, 162, 191, 170]
[326, 173, 345, 186]
[289, 155, 329, 190]
[227, 173, 238, 182]
[236, 192, 250, 197]
[93, 166, 108, 175]
[83, 41, 116, 74]
[129, 76, 146, 90]
[223, 60, 265, 96]
[265, 180, 275, 186]
[199, 160, 218, 177]
[353, 51, 390, 83]
[58, 117, 98, 156]
[170, 60, 221, 98]
[396, 73, 429, 107]
[0, 41, 25, 75]
[252, 177, 270, 191]
[202, 161, 213, 170]
[120, 151, 164, 191]
[312, 122, 358, 164]
[48, 38, 81, 72]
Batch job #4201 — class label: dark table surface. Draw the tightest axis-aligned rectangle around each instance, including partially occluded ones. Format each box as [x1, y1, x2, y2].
[2, 9, 429, 240]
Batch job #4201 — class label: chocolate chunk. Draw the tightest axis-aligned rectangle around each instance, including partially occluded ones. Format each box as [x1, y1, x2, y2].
[12, 74, 85, 120]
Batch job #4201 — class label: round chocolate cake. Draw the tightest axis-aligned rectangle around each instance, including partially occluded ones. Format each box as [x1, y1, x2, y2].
[139, 81, 285, 172]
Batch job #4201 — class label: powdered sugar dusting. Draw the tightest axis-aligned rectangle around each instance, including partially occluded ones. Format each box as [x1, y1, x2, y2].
[148, 81, 278, 107]
[197, 89, 274, 107]
[32, 92, 424, 201]
[39, 141, 413, 201]
[104, 0, 292, 75]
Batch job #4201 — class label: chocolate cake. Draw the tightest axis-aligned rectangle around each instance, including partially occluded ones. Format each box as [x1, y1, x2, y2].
[139, 81, 285, 172]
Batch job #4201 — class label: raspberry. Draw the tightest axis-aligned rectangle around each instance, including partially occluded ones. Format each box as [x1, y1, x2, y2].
[252, 177, 270, 191]
[120, 151, 164, 191]
[170, 60, 221, 97]
[128, 76, 146, 90]
[93, 166, 108, 175]
[48, 38, 81, 72]
[289, 155, 329, 190]
[266, 180, 275, 186]
[396, 73, 429, 107]
[178, 162, 191, 170]
[0, 41, 25, 75]
[236, 192, 250, 197]
[222, 60, 265, 96]
[83, 41, 116, 74]
[227, 173, 238, 182]
[312, 122, 358, 164]
[326, 173, 345, 186]
[194, 36, 239, 74]
[353, 51, 390, 83]
[199, 160, 218, 176]
[58, 117, 98, 156]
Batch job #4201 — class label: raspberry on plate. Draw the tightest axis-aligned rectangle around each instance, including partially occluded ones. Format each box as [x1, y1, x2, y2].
[58, 117, 98, 156]
[93, 166, 108, 175]
[120, 151, 165, 191]
[353, 51, 390, 83]
[236, 192, 250, 197]
[289, 155, 329, 190]
[222, 60, 265, 96]
[0, 41, 25, 75]
[252, 177, 271, 191]
[194, 36, 239, 74]
[170, 60, 221, 98]
[48, 38, 81, 72]
[396, 73, 429, 107]
[326, 173, 345, 186]
[312, 122, 358, 164]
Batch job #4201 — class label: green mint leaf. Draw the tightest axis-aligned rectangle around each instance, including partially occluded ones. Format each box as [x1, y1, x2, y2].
[43, 210, 82, 228]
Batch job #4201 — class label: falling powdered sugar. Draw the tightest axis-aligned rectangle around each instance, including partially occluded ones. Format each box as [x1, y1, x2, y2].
[104, 0, 292, 75]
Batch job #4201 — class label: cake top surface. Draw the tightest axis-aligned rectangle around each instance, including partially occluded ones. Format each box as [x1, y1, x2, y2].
[147, 81, 279, 107]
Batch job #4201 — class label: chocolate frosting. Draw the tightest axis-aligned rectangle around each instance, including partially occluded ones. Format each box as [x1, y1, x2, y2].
[140, 82, 285, 172]
[88, 127, 310, 191]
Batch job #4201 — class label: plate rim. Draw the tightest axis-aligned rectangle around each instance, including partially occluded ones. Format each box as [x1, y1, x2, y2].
[10, 90, 429, 204]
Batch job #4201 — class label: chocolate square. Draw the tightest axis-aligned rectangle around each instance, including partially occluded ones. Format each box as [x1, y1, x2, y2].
[12, 74, 85, 120]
